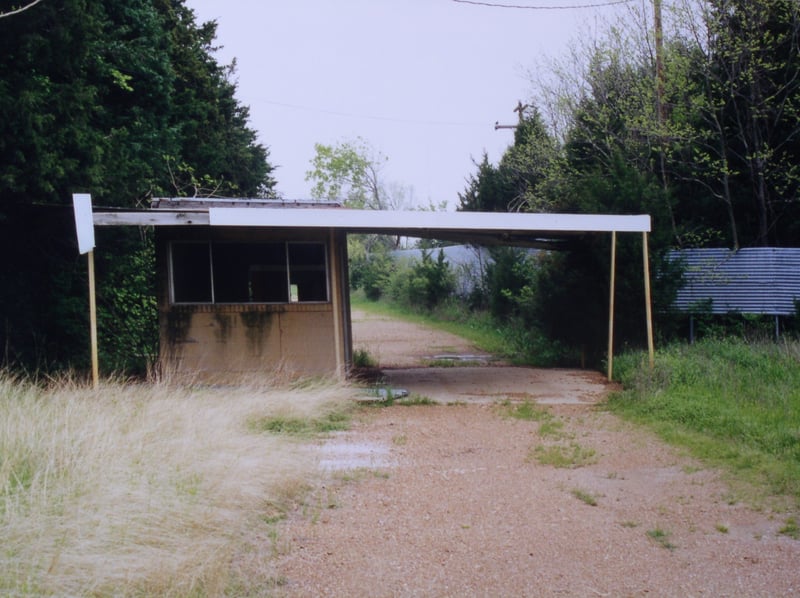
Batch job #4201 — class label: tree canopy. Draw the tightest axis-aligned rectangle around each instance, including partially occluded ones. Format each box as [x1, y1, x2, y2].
[0, 0, 276, 206]
[459, 0, 800, 362]
[0, 0, 277, 372]
[305, 137, 415, 211]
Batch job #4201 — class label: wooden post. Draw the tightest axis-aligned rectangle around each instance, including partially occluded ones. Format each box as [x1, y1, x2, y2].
[88, 250, 99, 389]
[329, 230, 345, 379]
[72, 193, 98, 388]
[643, 232, 655, 369]
[607, 231, 617, 381]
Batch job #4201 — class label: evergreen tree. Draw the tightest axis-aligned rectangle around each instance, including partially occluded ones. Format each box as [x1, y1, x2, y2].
[459, 106, 560, 214]
[0, 0, 275, 205]
[0, 0, 277, 372]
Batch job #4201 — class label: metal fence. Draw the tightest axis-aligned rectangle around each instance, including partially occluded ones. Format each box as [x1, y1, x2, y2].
[669, 248, 800, 316]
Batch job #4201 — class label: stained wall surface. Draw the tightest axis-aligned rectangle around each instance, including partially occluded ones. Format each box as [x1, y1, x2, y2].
[161, 304, 336, 376]
[156, 226, 346, 379]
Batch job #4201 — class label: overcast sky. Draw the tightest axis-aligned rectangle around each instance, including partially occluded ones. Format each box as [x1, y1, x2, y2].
[186, 0, 626, 209]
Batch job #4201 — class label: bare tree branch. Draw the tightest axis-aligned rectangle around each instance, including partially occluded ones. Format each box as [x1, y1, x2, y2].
[0, 0, 45, 19]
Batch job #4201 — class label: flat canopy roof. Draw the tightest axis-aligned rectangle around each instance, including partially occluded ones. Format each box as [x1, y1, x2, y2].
[94, 205, 651, 248]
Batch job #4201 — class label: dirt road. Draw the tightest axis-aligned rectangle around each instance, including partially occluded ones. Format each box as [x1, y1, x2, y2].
[273, 310, 799, 596]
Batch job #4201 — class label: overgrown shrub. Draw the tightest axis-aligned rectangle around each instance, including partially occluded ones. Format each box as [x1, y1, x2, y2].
[484, 247, 538, 320]
[96, 229, 158, 375]
[388, 249, 455, 310]
[350, 251, 393, 301]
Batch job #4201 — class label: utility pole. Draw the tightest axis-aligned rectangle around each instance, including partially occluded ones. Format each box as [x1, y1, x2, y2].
[653, 0, 677, 238]
[494, 100, 529, 130]
[653, 0, 666, 126]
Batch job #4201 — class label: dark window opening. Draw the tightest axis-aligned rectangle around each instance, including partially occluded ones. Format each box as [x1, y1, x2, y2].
[170, 241, 328, 304]
[289, 243, 328, 302]
[171, 243, 212, 303]
[213, 243, 288, 303]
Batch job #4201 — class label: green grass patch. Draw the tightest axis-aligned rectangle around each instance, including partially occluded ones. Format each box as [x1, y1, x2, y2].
[333, 468, 390, 483]
[779, 517, 800, 539]
[498, 400, 571, 439]
[499, 400, 552, 422]
[609, 339, 800, 507]
[394, 394, 438, 406]
[571, 488, 599, 506]
[538, 418, 567, 439]
[251, 410, 351, 437]
[529, 442, 597, 468]
[364, 390, 438, 407]
[646, 527, 677, 550]
[380, 394, 438, 407]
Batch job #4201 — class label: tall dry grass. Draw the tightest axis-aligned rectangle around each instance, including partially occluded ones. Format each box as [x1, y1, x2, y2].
[0, 372, 354, 596]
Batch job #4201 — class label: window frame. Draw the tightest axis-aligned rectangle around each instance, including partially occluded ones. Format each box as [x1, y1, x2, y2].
[168, 240, 330, 305]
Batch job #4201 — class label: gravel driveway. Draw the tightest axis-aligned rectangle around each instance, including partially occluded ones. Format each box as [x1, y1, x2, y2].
[272, 310, 799, 596]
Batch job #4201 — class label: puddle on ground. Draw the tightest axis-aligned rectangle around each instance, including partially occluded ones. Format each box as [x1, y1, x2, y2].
[318, 436, 394, 471]
[427, 353, 494, 364]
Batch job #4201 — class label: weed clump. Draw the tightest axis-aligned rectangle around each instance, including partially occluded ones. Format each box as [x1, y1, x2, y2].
[529, 442, 597, 468]
[252, 410, 351, 437]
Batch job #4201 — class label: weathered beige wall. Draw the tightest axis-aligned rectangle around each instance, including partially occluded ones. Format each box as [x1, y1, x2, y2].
[156, 226, 348, 379]
[161, 304, 337, 377]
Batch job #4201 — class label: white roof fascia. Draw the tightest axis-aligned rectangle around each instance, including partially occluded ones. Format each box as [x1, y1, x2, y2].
[208, 208, 651, 233]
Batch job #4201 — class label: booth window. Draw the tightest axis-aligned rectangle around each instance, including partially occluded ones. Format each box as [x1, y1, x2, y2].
[170, 243, 212, 303]
[170, 242, 328, 304]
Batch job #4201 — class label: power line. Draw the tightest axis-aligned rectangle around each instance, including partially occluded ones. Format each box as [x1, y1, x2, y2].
[452, 0, 633, 9]
[253, 98, 489, 128]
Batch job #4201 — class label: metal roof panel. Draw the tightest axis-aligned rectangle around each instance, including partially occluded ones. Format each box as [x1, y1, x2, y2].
[207, 208, 651, 233]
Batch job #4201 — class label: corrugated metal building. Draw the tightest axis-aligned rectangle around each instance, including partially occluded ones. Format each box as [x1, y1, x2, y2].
[670, 248, 800, 315]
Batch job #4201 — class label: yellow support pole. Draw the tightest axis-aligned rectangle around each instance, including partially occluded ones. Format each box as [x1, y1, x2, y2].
[643, 232, 655, 369]
[88, 250, 99, 389]
[329, 230, 345, 379]
[607, 231, 616, 381]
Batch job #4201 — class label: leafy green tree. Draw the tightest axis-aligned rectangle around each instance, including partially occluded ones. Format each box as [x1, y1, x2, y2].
[306, 137, 411, 298]
[497, 106, 562, 212]
[306, 137, 392, 209]
[652, 0, 800, 248]
[0, 0, 275, 206]
[702, 0, 800, 246]
[96, 231, 158, 374]
[0, 0, 277, 373]
[535, 155, 681, 362]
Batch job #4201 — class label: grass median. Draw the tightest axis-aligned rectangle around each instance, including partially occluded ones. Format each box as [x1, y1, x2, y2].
[609, 338, 800, 509]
